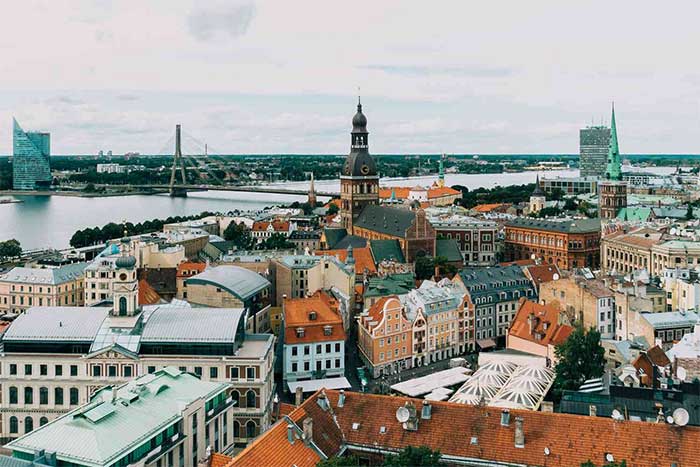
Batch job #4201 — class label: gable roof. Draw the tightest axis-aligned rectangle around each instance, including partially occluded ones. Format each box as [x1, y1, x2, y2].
[508, 299, 573, 347]
[137, 279, 162, 306]
[354, 205, 416, 238]
[322, 228, 348, 249]
[524, 264, 561, 288]
[284, 291, 346, 344]
[226, 389, 700, 467]
[435, 238, 463, 262]
[370, 239, 406, 264]
[0, 262, 87, 285]
[315, 247, 375, 275]
[506, 217, 601, 234]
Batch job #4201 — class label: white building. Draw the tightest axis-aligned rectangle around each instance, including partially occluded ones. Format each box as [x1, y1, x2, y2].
[96, 163, 125, 174]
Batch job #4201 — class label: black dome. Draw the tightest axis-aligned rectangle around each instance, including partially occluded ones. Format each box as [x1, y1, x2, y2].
[352, 103, 367, 131]
[343, 150, 377, 177]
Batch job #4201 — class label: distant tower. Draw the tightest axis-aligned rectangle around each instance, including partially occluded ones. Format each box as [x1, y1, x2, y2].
[437, 154, 446, 188]
[169, 124, 188, 197]
[112, 236, 139, 317]
[340, 97, 379, 232]
[308, 172, 317, 207]
[605, 103, 622, 181]
[529, 174, 546, 214]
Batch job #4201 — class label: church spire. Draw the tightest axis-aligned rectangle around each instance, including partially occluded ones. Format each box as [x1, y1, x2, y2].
[605, 102, 622, 181]
[307, 172, 317, 207]
[438, 154, 445, 188]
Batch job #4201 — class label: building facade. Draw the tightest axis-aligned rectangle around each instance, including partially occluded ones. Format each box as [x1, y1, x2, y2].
[504, 218, 601, 270]
[579, 125, 611, 178]
[426, 208, 497, 266]
[357, 296, 414, 378]
[282, 291, 346, 384]
[6, 367, 235, 467]
[340, 99, 379, 231]
[598, 181, 628, 219]
[455, 266, 536, 346]
[12, 118, 51, 191]
[0, 263, 86, 313]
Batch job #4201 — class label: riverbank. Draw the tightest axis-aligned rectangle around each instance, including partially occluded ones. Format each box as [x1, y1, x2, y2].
[0, 189, 167, 198]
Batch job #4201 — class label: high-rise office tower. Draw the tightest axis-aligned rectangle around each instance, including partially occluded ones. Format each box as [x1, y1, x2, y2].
[579, 125, 610, 178]
[12, 118, 51, 190]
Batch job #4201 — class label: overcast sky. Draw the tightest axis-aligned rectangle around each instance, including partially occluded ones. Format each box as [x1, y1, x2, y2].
[1, 0, 699, 155]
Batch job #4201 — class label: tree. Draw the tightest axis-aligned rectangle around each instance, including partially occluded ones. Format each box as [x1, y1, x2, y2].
[686, 205, 694, 220]
[0, 239, 22, 259]
[317, 456, 361, 467]
[260, 233, 294, 250]
[327, 203, 339, 215]
[554, 326, 605, 395]
[414, 252, 434, 280]
[84, 183, 97, 193]
[434, 256, 457, 277]
[382, 446, 442, 467]
[223, 222, 253, 250]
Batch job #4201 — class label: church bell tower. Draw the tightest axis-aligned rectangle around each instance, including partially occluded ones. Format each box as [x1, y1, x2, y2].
[340, 97, 379, 232]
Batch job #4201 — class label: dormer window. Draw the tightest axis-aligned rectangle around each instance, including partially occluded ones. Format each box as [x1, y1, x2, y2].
[296, 328, 305, 338]
[309, 311, 317, 321]
[323, 325, 333, 336]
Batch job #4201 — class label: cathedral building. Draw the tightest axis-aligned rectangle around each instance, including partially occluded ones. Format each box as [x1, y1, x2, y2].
[340, 98, 379, 231]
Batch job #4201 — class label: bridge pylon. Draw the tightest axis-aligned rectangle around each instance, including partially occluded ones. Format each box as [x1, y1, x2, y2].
[168, 124, 188, 197]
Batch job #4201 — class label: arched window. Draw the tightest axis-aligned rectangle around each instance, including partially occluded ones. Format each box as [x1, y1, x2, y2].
[233, 421, 240, 438]
[230, 390, 240, 407]
[246, 420, 257, 438]
[54, 388, 64, 405]
[9, 386, 17, 404]
[39, 417, 48, 427]
[69, 387, 79, 405]
[24, 387, 33, 404]
[119, 297, 127, 316]
[246, 390, 256, 409]
[24, 416, 33, 433]
[40, 387, 48, 405]
[9, 417, 18, 434]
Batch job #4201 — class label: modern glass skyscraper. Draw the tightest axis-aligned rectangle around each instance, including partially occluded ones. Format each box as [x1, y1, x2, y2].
[12, 118, 52, 190]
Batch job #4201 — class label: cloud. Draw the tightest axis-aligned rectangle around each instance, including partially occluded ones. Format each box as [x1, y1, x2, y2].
[187, 1, 256, 41]
[362, 64, 514, 78]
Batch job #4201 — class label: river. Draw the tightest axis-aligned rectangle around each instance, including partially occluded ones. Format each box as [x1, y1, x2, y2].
[0, 167, 677, 250]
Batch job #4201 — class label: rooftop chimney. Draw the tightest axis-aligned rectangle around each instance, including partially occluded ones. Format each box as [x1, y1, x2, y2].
[302, 417, 313, 444]
[287, 424, 295, 444]
[295, 386, 303, 406]
[589, 405, 597, 417]
[421, 400, 432, 420]
[338, 390, 346, 408]
[514, 416, 525, 448]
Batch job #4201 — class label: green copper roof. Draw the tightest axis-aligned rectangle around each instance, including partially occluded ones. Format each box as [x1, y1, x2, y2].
[8, 367, 229, 467]
[605, 103, 622, 181]
[370, 239, 405, 263]
[616, 207, 652, 222]
[365, 273, 415, 298]
[436, 239, 463, 263]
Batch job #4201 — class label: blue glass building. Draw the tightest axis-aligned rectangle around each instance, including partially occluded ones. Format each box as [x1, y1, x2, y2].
[12, 118, 51, 190]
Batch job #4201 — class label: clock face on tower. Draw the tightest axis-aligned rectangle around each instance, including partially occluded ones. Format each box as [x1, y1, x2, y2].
[361, 164, 370, 175]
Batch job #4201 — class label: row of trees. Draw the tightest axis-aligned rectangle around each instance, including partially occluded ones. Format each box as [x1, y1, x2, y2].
[0, 239, 22, 260]
[69, 211, 217, 248]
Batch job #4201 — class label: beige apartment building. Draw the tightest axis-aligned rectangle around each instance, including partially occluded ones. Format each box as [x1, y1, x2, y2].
[0, 263, 86, 313]
[651, 241, 700, 276]
[600, 227, 661, 275]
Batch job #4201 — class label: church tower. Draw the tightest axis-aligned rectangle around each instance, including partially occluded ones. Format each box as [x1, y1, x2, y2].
[605, 103, 622, 181]
[340, 97, 379, 232]
[112, 236, 139, 317]
[307, 172, 317, 207]
[529, 174, 546, 214]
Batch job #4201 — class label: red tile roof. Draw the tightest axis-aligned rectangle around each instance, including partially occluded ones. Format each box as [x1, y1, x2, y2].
[137, 279, 162, 306]
[525, 264, 561, 287]
[378, 186, 461, 201]
[473, 203, 510, 213]
[314, 247, 377, 275]
[176, 262, 206, 278]
[252, 220, 290, 232]
[225, 389, 700, 467]
[284, 291, 346, 344]
[427, 186, 461, 199]
[509, 299, 573, 347]
[210, 453, 234, 467]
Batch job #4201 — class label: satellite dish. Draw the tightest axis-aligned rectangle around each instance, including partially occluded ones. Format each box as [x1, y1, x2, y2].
[673, 408, 690, 427]
[396, 406, 410, 423]
[605, 453, 615, 463]
[666, 416, 674, 424]
[678, 366, 688, 382]
[670, 228, 678, 236]
[611, 409, 623, 421]
[552, 273, 559, 281]
[530, 254, 536, 260]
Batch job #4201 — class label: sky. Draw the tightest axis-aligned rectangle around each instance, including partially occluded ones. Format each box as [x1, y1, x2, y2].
[1, 0, 699, 155]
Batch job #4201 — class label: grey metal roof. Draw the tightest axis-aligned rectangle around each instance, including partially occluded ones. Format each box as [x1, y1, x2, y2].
[3, 307, 110, 342]
[458, 266, 535, 301]
[354, 205, 416, 238]
[0, 456, 45, 467]
[642, 311, 699, 330]
[141, 306, 244, 343]
[186, 265, 270, 301]
[506, 217, 601, 234]
[1, 262, 87, 285]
